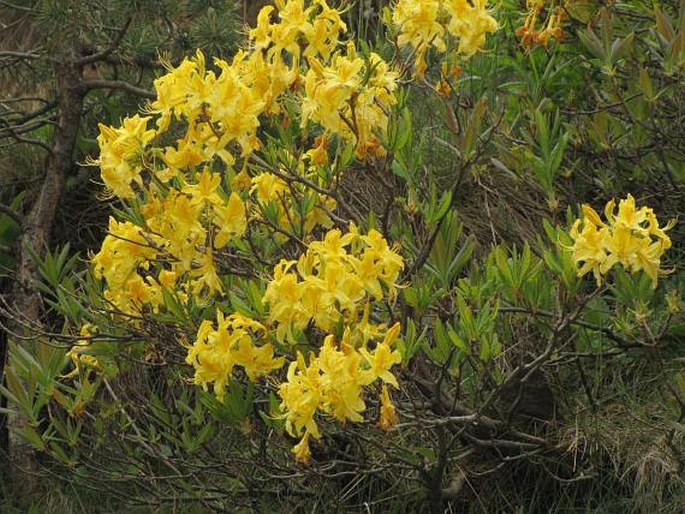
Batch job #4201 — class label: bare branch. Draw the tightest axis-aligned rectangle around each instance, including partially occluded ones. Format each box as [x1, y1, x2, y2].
[82, 79, 155, 99]
[0, 103, 56, 149]
[14, 101, 57, 125]
[0, 109, 55, 151]
[0, 50, 41, 59]
[0, 127, 52, 151]
[0, 96, 52, 104]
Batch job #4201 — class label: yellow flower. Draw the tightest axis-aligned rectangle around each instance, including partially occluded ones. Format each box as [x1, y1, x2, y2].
[393, 0, 498, 76]
[151, 57, 200, 131]
[360, 340, 402, 388]
[91, 218, 160, 312]
[278, 324, 403, 458]
[570, 195, 673, 287]
[97, 114, 156, 198]
[168, 192, 204, 239]
[250, 5, 274, 50]
[305, 135, 329, 166]
[292, 432, 313, 463]
[309, 228, 355, 263]
[447, 0, 499, 58]
[378, 384, 399, 430]
[233, 336, 285, 382]
[300, 43, 397, 159]
[186, 312, 282, 401]
[231, 169, 252, 191]
[569, 219, 611, 286]
[63, 324, 101, 379]
[214, 192, 247, 249]
[250, 172, 288, 203]
[189, 249, 223, 297]
[279, 351, 323, 438]
[158, 269, 179, 289]
[184, 168, 223, 206]
[303, 1, 347, 60]
[317, 335, 367, 423]
[393, 0, 446, 71]
[162, 137, 206, 171]
[264, 227, 403, 342]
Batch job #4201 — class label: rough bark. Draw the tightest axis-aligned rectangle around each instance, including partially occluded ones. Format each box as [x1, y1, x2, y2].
[7, 55, 85, 498]
[0, 290, 8, 469]
[13, 60, 84, 320]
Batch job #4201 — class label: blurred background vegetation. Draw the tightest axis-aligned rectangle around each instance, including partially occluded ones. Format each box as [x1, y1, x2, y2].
[0, 0, 683, 512]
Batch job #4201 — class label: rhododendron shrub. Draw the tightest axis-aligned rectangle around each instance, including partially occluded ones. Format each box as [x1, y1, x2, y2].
[77, 0, 504, 461]
[4, 0, 681, 510]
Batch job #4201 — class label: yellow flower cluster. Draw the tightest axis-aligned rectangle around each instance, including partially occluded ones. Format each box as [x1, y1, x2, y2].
[97, 114, 156, 199]
[186, 312, 284, 401]
[91, 168, 247, 314]
[263, 227, 404, 343]
[279, 325, 402, 462]
[250, 0, 347, 64]
[392, 0, 499, 77]
[63, 324, 101, 380]
[515, 0, 566, 49]
[182, 224, 405, 457]
[570, 195, 674, 287]
[151, 49, 265, 162]
[91, 218, 163, 314]
[89, 0, 425, 461]
[250, 0, 397, 158]
[91, 1, 402, 316]
[302, 43, 399, 158]
[96, 0, 386, 195]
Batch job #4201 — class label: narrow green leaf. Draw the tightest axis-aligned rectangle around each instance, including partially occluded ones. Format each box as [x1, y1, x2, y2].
[21, 426, 46, 451]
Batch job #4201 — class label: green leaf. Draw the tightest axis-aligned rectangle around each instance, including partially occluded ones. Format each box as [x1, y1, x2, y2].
[447, 325, 469, 354]
[655, 6, 675, 43]
[638, 67, 655, 101]
[578, 27, 606, 61]
[399, 318, 427, 365]
[429, 319, 451, 365]
[259, 391, 286, 430]
[200, 382, 253, 426]
[429, 191, 452, 224]
[462, 95, 488, 160]
[609, 33, 634, 65]
[21, 425, 46, 451]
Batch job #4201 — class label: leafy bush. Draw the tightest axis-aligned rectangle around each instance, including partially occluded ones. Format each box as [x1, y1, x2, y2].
[2, 0, 683, 512]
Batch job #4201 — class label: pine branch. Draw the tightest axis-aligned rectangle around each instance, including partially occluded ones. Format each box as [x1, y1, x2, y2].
[0, 202, 23, 225]
[77, 17, 133, 66]
[0, 1, 33, 12]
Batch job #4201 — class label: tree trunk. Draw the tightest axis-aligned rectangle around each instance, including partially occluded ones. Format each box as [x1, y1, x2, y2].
[0, 293, 8, 473]
[7, 57, 84, 499]
[14, 61, 84, 319]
